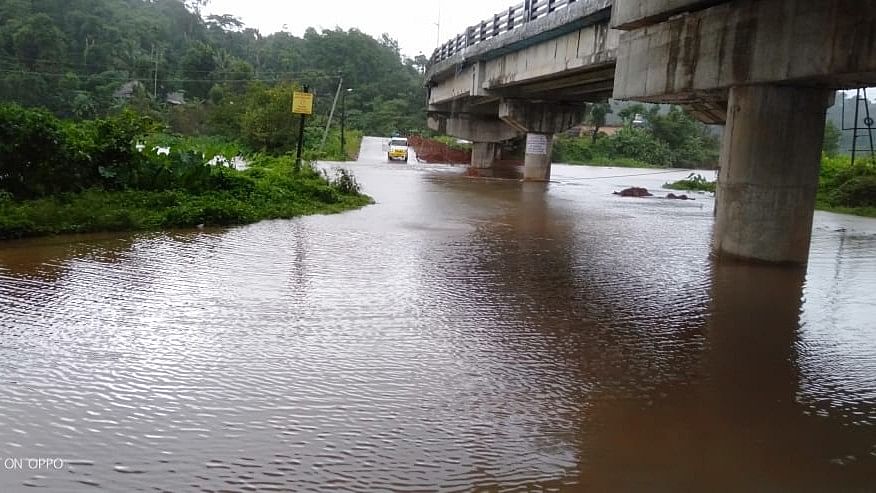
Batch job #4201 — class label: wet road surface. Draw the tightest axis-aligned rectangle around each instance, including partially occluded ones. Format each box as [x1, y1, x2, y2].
[0, 136, 874, 491]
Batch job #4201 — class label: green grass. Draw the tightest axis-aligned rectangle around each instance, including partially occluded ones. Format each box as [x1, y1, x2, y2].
[0, 157, 372, 240]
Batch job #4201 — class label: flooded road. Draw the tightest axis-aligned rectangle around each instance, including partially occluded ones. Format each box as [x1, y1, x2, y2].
[1, 136, 875, 491]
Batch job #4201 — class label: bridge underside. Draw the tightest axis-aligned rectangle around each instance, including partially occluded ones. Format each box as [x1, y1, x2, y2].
[426, 1, 618, 182]
[426, 0, 876, 264]
[613, 0, 876, 264]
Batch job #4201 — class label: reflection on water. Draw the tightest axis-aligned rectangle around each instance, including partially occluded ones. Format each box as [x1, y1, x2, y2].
[0, 138, 874, 491]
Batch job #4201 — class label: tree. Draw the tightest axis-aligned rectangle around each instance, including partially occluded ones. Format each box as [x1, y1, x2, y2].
[181, 41, 217, 99]
[823, 120, 842, 156]
[12, 14, 67, 69]
[587, 102, 612, 143]
[240, 83, 300, 152]
[410, 54, 429, 74]
[0, 0, 428, 139]
[206, 14, 244, 32]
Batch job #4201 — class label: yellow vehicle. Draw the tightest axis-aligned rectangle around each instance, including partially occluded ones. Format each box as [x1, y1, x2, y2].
[387, 137, 409, 162]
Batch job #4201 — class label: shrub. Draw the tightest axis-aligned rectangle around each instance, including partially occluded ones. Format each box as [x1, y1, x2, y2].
[604, 127, 673, 166]
[828, 175, 876, 207]
[664, 173, 716, 192]
[553, 135, 594, 163]
[326, 168, 362, 195]
[0, 104, 68, 198]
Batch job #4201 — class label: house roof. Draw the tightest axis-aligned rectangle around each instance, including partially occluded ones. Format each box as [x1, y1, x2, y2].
[113, 80, 144, 99]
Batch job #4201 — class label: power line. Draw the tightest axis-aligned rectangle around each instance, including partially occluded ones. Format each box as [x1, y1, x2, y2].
[0, 68, 341, 84]
[0, 55, 343, 78]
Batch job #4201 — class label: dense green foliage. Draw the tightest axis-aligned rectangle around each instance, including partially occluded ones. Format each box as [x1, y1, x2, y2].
[0, 103, 246, 199]
[553, 105, 720, 168]
[0, 104, 371, 239]
[823, 121, 842, 157]
[0, 0, 426, 137]
[818, 155, 876, 216]
[664, 173, 717, 193]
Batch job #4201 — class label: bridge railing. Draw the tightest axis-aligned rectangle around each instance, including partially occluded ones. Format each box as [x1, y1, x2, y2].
[431, 0, 583, 64]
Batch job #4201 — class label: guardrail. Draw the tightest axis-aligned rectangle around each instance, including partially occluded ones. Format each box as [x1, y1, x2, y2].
[431, 0, 585, 63]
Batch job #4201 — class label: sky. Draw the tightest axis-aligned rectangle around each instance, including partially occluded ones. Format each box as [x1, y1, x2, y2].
[204, 0, 514, 58]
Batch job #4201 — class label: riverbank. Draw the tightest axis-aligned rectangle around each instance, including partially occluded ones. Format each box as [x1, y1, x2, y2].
[0, 157, 372, 240]
[0, 105, 372, 240]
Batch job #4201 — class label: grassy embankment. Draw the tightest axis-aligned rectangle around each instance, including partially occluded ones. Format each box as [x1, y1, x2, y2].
[0, 158, 372, 239]
[664, 156, 876, 218]
[0, 105, 371, 240]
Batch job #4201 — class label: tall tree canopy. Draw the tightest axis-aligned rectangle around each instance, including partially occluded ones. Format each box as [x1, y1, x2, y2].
[0, 0, 426, 135]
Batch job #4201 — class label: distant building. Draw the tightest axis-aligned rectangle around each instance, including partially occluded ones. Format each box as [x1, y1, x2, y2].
[113, 81, 145, 99]
[165, 91, 186, 105]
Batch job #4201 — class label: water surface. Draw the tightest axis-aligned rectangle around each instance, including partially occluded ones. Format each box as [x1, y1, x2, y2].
[1, 137, 874, 491]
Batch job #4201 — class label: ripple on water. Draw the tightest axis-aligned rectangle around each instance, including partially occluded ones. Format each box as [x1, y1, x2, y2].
[0, 155, 874, 491]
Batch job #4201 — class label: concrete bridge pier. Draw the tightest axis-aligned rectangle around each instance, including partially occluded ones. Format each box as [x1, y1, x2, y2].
[714, 85, 832, 264]
[471, 142, 498, 169]
[523, 133, 554, 182]
[499, 100, 583, 182]
[609, 0, 876, 264]
[426, 113, 519, 174]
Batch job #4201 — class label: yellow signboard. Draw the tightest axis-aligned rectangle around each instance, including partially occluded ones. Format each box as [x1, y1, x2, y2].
[292, 91, 313, 115]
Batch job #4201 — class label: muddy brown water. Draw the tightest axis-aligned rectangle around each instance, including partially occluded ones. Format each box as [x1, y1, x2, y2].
[1, 137, 874, 491]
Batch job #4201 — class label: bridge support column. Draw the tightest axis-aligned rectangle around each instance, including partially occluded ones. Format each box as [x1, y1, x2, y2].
[471, 142, 497, 169]
[523, 133, 553, 182]
[714, 85, 832, 265]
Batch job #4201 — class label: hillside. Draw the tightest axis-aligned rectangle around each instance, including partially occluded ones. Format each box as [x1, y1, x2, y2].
[0, 0, 426, 136]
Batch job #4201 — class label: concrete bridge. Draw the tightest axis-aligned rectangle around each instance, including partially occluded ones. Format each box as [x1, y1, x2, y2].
[425, 0, 876, 264]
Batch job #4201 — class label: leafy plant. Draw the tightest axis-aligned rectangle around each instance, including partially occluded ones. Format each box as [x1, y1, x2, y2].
[664, 173, 716, 192]
[323, 168, 362, 195]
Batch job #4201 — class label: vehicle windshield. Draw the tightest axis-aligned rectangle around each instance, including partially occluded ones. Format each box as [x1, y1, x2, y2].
[390, 139, 407, 147]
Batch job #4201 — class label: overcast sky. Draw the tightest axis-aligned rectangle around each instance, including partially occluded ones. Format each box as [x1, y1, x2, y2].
[204, 0, 515, 58]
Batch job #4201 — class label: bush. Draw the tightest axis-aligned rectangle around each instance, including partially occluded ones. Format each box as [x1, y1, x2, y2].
[604, 127, 673, 166]
[0, 104, 68, 198]
[828, 175, 876, 208]
[239, 82, 301, 153]
[0, 104, 164, 198]
[553, 135, 594, 163]
[0, 104, 263, 199]
[664, 173, 716, 192]
[69, 111, 158, 190]
[324, 168, 362, 195]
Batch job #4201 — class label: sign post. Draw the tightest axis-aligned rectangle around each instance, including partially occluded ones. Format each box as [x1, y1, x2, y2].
[292, 86, 313, 173]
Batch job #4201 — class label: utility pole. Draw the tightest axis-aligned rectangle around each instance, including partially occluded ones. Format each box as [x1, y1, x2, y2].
[320, 74, 344, 150]
[340, 88, 353, 160]
[435, 1, 441, 47]
[83, 36, 95, 71]
[152, 45, 160, 100]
